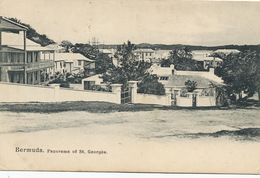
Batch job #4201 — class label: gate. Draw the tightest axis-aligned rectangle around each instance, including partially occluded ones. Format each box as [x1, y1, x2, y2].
[121, 87, 132, 104]
[192, 94, 197, 107]
[171, 93, 177, 106]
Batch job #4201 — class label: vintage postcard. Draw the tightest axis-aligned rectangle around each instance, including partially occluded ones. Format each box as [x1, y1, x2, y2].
[0, 0, 259, 174]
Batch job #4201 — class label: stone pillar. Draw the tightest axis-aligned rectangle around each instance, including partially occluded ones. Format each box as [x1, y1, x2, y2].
[128, 81, 138, 103]
[32, 71, 35, 85]
[111, 84, 123, 104]
[173, 88, 181, 106]
[37, 71, 41, 84]
[49, 84, 60, 102]
[165, 87, 172, 106]
[23, 30, 27, 84]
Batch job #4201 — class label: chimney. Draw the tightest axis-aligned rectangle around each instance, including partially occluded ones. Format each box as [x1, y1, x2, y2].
[209, 67, 215, 74]
[170, 64, 175, 69]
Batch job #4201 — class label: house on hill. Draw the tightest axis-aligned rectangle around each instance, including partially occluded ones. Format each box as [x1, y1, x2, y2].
[0, 16, 55, 85]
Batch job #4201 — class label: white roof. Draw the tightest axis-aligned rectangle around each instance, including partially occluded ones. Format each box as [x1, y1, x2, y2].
[193, 56, 223, 62]
[154, 50, 171, 59]
[150, 64, 223, 84]
[1, 32, 52, 51]
[175, 70, 223, 83]
[214, 49, 240, 54]
[82, 74, 103, 82]
[55, 53, 94, 62]
[149, 64, 174, 76]
[192, 50, 213, 55]
[134, 48, 154, 53]
[99, 49, 112, 54]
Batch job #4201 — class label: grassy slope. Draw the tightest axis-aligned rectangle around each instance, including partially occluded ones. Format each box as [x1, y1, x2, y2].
[0, 101, 225, 113]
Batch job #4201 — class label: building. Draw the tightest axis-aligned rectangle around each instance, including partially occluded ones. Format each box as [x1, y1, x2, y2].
[150, 64, 224, 106]
[192, 50, 222, 69]
[134, 48, 155, 62]
[213, 49, 240, 54]
[0, 16, 55, 85]
[54, 53, 95, 75]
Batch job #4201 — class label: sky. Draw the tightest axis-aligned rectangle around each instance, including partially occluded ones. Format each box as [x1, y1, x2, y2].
[0, 0, 260, 46]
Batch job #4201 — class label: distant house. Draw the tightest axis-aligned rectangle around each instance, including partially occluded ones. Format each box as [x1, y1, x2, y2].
[82, 74, 103, 90]
[0, 16, 55, 85]
[213, 49, 240, 54]
[192, 50, 222, 69]
[150, 64, 224, 106]
[46, 43, 66, 53]
[54, 53, 95, 75]
[134, 48, 155, 62]
[153, 50, 172, 64]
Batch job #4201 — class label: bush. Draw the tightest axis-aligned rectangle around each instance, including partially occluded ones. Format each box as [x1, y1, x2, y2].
[49, 78, 70, 88]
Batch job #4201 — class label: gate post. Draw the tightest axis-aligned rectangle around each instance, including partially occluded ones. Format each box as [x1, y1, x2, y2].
[111, 84, 123, 104]
[49, 84, 60, 102]
[165, 87, 172, 106]
[128, 81, 138, 103]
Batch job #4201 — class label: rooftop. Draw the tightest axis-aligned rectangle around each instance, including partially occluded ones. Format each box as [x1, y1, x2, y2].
[214, 49, 240, 54]
[55, 53, 94, 62]
[193, 56, 223, 62]
[1, 32, 53, 51]
[134, 48, 154, 53]
[165, 75, 222, 88]
[0, 16, 28, 32]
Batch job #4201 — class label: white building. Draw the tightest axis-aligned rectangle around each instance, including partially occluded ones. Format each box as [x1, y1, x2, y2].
[54, 53, 95, 75]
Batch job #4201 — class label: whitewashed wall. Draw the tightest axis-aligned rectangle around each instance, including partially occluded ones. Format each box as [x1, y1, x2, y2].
[179, 97, 193, 107]
[0, 82, 120, 104]
[196, 96, 216, 107]
[135, 93, 168, 105]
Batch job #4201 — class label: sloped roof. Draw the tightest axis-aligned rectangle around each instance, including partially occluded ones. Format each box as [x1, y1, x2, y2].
[175, 70, 223, 83]
[55, 53, 94, 62]
[1, 32, 53, 51]
[99, 49, 112, 54]
[150, 64, 174, 76]
[165, 75, 222, 88]
[0, 16, 28, 32]
[154, 50, 171, 59]
[192, 50, 213, 55]
[134, 48, 154, 53]
[214, 49, 240, 54]
[193, 56, 223, 62]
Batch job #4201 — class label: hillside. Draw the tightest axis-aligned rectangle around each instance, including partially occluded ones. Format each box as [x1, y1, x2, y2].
[7, 17, 55, 47]
[98, 43, 260, 51]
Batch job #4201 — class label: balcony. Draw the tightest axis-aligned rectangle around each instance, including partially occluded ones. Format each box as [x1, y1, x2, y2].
[26, 60, 54, 71]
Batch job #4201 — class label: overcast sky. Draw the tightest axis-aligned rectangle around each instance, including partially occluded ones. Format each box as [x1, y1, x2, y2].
[1, 0, 260, 46]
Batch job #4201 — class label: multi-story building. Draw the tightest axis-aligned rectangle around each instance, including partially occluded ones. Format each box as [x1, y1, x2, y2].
[54, 53, 95, 75]
[0, 16, 55, 85]
[192, 50, 222, 69]
[134, 48, 155, 62]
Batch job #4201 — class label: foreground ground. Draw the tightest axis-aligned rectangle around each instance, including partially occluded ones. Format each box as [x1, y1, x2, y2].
[0, 102, 259, 173]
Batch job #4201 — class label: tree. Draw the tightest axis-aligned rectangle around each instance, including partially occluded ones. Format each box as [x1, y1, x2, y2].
[95, 53, 114, 74]
[72, 43, 113, 74]
[185, 80, 197, 92]
[218, 49, 260, 101]
[160, 48, 200, 70]
[102, 41, 165, 95]
[8, 17, 55, 46]
[60, 40, 74, 52]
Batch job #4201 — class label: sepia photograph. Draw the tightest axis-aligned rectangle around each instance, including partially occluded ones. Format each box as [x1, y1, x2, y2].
[0, 0, 259, 174]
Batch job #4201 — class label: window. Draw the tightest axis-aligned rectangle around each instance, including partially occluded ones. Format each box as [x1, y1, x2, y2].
[160, 76, 169, 80]
[78, 60, 82, 66]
